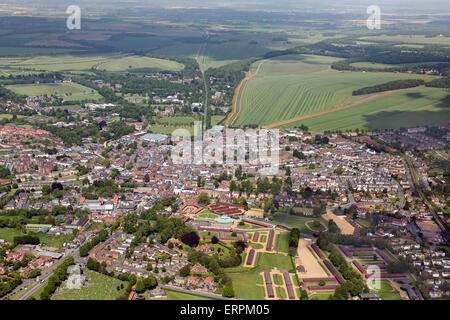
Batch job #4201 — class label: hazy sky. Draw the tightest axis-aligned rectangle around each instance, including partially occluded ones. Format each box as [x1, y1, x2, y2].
[3, 0, 450, 12]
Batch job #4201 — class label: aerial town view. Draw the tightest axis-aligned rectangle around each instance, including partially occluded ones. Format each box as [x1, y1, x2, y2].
[0, 0, 449, 308]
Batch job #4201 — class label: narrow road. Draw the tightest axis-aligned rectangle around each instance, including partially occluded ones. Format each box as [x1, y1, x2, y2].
[196, 33, 209, 135]
[404, 154, 449, 239]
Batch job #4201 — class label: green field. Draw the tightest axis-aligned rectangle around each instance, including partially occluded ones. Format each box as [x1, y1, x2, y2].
[271, 213, 327, 235]
[0, 54, 183, 73]
[274, 232, 290, 254]
[51, 270, 128, 300]
[96, 55, 184, 72]
[158, 116, 197, 125]
[259, 253, 295, 272]
[273, 273, 283, 286]
[288, 87, 450, 132]
[147, 125, 194, 135]
[366, 280, 402, 300]
[5, 82, 102, 101]
[0, 228, 72, 249]
[230, 54, 441, 129]
[0, 55, 118, 72]
[227, 266, 268, 300]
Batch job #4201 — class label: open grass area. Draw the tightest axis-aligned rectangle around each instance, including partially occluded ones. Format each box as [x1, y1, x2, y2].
[276, 286, 287, 299]
[230, 53, 438, 128]
[273, 273, 283, 286]
[147, 125, 194, 136]
[158, 116, 197, 125]
[5, 82, 102, 101]
[259, 253, 295, 272]
[97, 55, 184, 72]
[0, 54, 183, 73]
[197, 211, 219, 219]
[227, 266, 269, 300]
[249, 242, 264, 250]
[356, 218, 372, 228]
[51, 270, 128, 300]
[310, 292, 333, 300]
[0, 228, 73, 249]
[271, 213, 327, 235]
[0, 55, 118, 72]
[366, 280, 402, 300]
[274, 232, 290, 254]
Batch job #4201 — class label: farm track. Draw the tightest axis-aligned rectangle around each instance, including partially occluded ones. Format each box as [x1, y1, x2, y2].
[225, 60, 265, 127]
[263, 86, 426, 129]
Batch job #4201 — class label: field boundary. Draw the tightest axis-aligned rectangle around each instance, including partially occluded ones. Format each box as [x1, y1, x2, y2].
[225, 60, 265, 127]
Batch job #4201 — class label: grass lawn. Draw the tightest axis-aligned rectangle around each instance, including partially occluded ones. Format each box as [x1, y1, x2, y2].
[271, 213, 327, 235]
[0, 228, 72, 249]
[259, 253, 295, 272]
[310, 292, 333, 300]
[147, 125, 194, 136]
[273, 273, 283, 286]
[249, 243, 264, 250]
[197, 211, 219, 219]
[276, 286, 287, 299]
[356, 218, 372, 228]
[366, 280, 402, 300]
[200, 231, 218, 238]
[274, 232, 290, 254]
[51, 270, 128, 300]
[227, 266, 268, 300]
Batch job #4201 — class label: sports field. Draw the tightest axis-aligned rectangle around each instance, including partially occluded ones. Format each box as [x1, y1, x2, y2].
[229, 54, 442, 129]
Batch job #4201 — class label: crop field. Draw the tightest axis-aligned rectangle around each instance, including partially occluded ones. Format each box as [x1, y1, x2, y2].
[286, 87, 450, 132]
[230, 54, 439, 128]
[96, 55, 184, 72]
[51, 270, 128, 300]
[0, 55, 118, 72]
[0, 54, 183, 73]
[5, 82, 102, 100]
